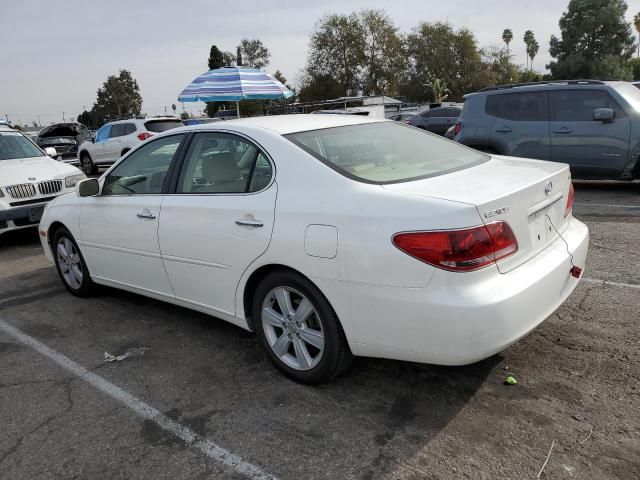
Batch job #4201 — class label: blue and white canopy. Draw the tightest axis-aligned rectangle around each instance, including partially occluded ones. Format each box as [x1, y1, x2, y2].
[178, 67, 293, 103]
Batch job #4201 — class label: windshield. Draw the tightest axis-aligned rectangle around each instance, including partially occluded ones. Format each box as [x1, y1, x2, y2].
[144, 120, 183, 132]
[285, 122, 487, 184]
[0, 131, 44, 160]
[615, 83, 640, 112]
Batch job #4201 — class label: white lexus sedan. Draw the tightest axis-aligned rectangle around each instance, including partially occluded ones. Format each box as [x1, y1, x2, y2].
[38, 115, 589, 383]
[0, 125, 85, 236]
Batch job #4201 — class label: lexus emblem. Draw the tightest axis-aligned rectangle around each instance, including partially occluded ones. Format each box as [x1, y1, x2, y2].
[544, 181, 553, 195]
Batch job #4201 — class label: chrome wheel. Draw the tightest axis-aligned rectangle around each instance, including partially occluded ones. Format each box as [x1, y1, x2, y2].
[56, 237, 83, 289]
[81, 155, 93, 175]
[261, 286, 325, 371]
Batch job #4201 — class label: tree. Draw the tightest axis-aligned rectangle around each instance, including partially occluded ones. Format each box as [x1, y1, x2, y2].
[90, 69, 142, 125]
[629, 57, 640, 79]
[305, 13, 366, 96]
[358, 9, 406, 96]
[77, 110, 94, 128]
[298, 73, 345, 102]
[502, 28, 513, 55]
[634, 12, 640, 57]
[425, 78, 450, 103]
[237, 39, 270, 69]
[482, 45, 520, 84]
[526, 35, 539, 70]
[523, 30, 535, 69]
[548, 0, 635, 80]
[404, 22, 490, 101]
[236, 46, 243, 66]
[208, 45, 224, 70]
[273, 70, 288, 87]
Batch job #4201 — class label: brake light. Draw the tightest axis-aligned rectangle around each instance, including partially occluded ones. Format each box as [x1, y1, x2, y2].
[565, 182, 575, 217]
[454, 122, 462, 136]
[137, 132, 152, 141]
[393, 221, 518, 272]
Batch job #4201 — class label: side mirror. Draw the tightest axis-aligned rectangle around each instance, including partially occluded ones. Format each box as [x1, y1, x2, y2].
[77, 178, 100, 197]
[593, 108, 614, 123]
[44, 147, 57, 157]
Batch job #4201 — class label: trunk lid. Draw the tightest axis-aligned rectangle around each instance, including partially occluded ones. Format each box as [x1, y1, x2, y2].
[383, 155, 572, 273]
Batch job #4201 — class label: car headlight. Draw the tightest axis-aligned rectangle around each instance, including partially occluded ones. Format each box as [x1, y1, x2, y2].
[65, 174, 86, 188]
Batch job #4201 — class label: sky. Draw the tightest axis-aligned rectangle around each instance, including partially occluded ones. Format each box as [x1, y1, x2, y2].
[1, 0, 639, 126]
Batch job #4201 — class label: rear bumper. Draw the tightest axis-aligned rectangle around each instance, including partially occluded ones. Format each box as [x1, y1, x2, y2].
[324, 216, 589, 365]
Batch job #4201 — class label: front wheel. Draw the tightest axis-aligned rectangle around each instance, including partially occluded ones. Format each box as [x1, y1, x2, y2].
[53, 228, 95, 297]
[80, 153, 97, 175]
[253, 271, 353, 384]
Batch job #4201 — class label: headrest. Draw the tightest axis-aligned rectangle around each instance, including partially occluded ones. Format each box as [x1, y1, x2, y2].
[201, 152, 241, 183]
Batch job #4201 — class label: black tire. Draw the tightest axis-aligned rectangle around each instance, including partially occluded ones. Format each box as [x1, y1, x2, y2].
[52, 227, 95, 297]
[80, 152, 97, 175]
[252, 271, 353, 384]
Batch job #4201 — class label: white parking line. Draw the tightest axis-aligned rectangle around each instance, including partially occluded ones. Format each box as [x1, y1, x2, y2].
[0, 319, 278, 480]
[574, 202, 640, 209]
[582, 277, 640, 290]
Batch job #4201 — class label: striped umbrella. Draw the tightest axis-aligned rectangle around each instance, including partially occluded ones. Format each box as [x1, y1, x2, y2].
[178, 66, 293, 118]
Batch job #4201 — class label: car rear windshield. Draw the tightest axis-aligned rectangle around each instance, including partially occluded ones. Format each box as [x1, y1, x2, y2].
[144, 120, 183, 133]
[0, 131, 43, 160]
[285, 122, 487, 184]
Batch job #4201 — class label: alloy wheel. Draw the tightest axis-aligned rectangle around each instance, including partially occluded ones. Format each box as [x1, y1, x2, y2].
[56, 237, 83, 289]
[261, 286, 325, 371]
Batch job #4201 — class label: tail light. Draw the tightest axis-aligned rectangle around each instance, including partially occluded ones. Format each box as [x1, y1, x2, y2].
[564, 182, 575, 217]
[454, 122, 462, 136]
[393, 221, 517, 272]
[137, 132, 152, 141]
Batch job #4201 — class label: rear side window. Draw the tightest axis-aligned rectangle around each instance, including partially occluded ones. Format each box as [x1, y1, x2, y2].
[124, 123, 136, 135]
[550, 90, 625, 121]
[145, 120, 183, 133]
[445, 108, 461, 117]
[110, 124, 125, 137]
[286, 122, 487, 184]
[485, 92, 548, 121]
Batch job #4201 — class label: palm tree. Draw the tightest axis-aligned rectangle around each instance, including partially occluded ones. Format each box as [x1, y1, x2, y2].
[527, 39, 540, 71]
[523, 30, 535, 69]
[634, 13, 640, 58]
[502, 28, 513, 56]
[425, 78, 451, 103]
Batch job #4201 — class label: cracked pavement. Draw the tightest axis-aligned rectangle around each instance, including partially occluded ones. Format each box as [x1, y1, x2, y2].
[1, 181, 639, 479]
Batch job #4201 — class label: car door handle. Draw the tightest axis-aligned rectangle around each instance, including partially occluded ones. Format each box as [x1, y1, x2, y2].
[495, 126, 512, 133]
[136, 210, 156, 219]
[553, 127, 572, 134]
[235, 219, 264, 227]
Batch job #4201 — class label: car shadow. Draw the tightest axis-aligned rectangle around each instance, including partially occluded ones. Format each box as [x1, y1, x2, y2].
[0, 227, 41, 249]
[69, 285, 501, 479]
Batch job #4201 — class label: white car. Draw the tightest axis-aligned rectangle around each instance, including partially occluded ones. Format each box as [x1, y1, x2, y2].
[0, 125, 85, 236]
[77, 117, 183, 175]
[38, 115, 589, 383]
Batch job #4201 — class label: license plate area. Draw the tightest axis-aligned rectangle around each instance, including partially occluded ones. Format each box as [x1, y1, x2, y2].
[528, 207, 554, 249]
[28, 206, 44, 222]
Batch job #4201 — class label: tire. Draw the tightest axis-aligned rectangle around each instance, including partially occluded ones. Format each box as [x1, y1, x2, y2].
[80, 152, 97, 175]
[252, 271, 353, 384]
[52, 227, 95, 297]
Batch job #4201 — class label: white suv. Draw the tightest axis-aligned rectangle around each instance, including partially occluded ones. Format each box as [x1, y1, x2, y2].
[0, 125, 85, 236]
[77, 117, 183, 175]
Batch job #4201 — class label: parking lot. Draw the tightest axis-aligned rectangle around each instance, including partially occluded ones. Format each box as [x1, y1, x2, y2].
[0, 182, 638, 480]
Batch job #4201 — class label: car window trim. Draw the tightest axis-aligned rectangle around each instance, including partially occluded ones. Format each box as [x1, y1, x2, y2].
[100, 133, 187, 196]
[167, 130, 275, 196]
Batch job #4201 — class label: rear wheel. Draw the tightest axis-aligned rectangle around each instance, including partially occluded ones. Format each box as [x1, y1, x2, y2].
[52, 227, 95, 297]
[80, 152, 97, 175]
[253, 271, 353, 384]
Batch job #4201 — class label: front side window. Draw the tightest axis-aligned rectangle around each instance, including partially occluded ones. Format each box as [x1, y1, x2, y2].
[0, 131, 43, 160]
[177, 132, 272, 194]
[102, 134, 183, 195]
[95, 125, 111, 142]
[550, 90, 625, 121]
[286, 122, 487, 184]
[485, 92, 548, 121]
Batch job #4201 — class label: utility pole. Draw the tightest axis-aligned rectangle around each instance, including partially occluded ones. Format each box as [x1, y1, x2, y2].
[37, 115, 41, 127]
[164, 106, 168, 115]
[62, 112, 65, 122]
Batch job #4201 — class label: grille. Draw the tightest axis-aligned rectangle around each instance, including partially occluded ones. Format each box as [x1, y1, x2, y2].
[38, 180, 62, 195]
[6, 183, 37, 199]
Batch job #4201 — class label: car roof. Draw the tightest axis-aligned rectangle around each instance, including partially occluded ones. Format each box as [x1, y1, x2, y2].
[173, 114, 384, 135]
[109, 117, 182, 124]
[466, 80, 628, 97]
